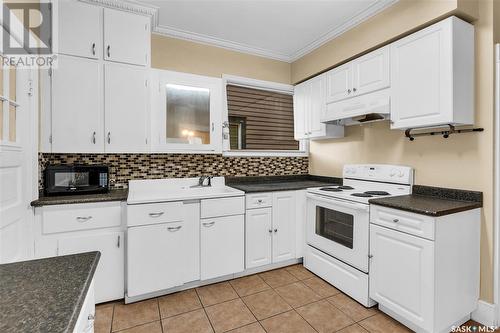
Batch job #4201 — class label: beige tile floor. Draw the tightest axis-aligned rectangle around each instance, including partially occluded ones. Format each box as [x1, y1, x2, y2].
[95, 264, 487, 333]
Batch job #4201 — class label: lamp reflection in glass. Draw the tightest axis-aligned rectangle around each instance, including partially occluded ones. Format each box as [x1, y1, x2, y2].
[166, 84, 210, 144]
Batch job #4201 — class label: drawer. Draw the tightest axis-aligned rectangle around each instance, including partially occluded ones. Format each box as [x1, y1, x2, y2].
[370, 205, 435, 240]
[201, 196, 245, 218]
[246, 192, 272, 209]
[42, 202, 121, 234]
[127, 201, 184, 227]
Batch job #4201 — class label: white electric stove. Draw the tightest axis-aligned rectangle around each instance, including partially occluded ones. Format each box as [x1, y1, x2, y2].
[304, 164, 414, 307]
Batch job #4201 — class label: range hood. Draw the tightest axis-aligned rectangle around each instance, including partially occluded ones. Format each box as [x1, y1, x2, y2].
[321, 89, 390, 126]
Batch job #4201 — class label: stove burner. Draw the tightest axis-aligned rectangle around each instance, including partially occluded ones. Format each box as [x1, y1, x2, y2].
[337, 185, 354, 190]
[320, 187, 343, 192]
[351, 193, 373, 198]
[364, 191, 390, 196]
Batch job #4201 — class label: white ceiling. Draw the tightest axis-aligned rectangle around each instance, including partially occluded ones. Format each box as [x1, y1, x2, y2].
[135, 0, 398, 62]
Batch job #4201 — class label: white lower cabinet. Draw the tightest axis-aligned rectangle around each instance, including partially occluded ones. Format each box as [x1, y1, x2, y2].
[59, 232, 124, 304]
[201, 214, 244, 280]
[127, 221, 184, 297]
[34, 202, 124, 304]
[369, 205, 480, 333]
[73, 279, 95, 333]
[369, 224, 434, 331]
[246, 208, 272, 269]
[245, 191, 298, 269]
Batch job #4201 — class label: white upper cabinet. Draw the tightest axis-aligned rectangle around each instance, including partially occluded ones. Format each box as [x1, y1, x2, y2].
[51, 55, 103, 153]
[103, 8, 150, 66]
[150, 70, 222, 152]
[326, 64, 352, 103]
[105, 63, 149, 152]
[390, 16, 474, 129]
[56, 0, 102, 59]
[294, 74, 344, 140]
[352, 46, 390, 97]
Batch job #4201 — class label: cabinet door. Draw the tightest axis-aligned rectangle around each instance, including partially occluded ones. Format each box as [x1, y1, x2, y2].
[245, 208, 272, 269]
[308, 74, 327, 138]
[58, 232, 124, 303]
[201, 215, 244, 280]
[272, 191, 296, 263]
[57, 0, 102, 59]
[52, 55, 103, 153]
[294, 190, 307, 259]
[127, 222, 184, 297]
[390, 20, 452, 129]
[369, 224, 434, 331]
[352, 46, 389, 96]
[326, 64, 352, 103]
[293, 82, 308, 140]
[103, 8, 150, 66]
[104, 63, 148, 152]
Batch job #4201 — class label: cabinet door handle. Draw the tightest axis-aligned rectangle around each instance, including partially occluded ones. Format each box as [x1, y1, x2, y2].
[107, 132, 111, 144]
[107, 45, 111, 58]
[393, 219, 399, 223]
[274, 228, 278, 233]
[167, 225, 182, 232]
[117, 235, 120, 248]
[347, 89, 352, 94]
[268, 229, 272, 234]
[368, 254, 373, 259]
[149, 212, 164, 218]
[92, 131, 96, 144]
[76, 216, 92, 222]
[202, 221, 215, 227]
[92, 43, 96, 56]
[353, 87, 357, 93]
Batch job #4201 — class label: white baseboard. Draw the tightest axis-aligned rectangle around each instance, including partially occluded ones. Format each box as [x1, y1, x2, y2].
[471, 300, 496, 326]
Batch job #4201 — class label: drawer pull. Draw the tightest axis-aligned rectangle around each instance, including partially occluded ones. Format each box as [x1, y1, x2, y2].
[393, 219, 399, 223]
[202, 221, 215, 227]
[149, 212, 164, 218]
[167, 226, 182, 232]
[76, 216, 92, 222]
[257, 199, 263, 203]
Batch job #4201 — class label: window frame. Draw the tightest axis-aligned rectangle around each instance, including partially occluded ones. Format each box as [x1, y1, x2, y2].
[222, 74, 308, 157]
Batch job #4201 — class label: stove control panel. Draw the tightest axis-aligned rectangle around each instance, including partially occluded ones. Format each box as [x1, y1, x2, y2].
[343, 164, 414, 185]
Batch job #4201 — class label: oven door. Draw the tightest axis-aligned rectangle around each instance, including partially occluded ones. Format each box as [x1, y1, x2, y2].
[306, 193, 369, 273]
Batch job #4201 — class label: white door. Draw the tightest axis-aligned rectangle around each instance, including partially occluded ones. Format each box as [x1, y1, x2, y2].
[246, 208, 272, 269]
[272, 191, 296, 263]
[326, 64, 352, 103]
[369, 224, 434, 331]
[352, 46, 390, 96]
[127, 222, 184, 297]
[390, 20, 452, 129]
[200, 215, 244, 280]
[293, 82, 308, 140]
[57, 0, 102, 59]
[52, 55, 103, 153]
[58, 232, 124, 303]
[0, 67, 35, 263]
[104, 63, 148, 152]
[308, 74, 327, 138]
[103, 8, 150, 66]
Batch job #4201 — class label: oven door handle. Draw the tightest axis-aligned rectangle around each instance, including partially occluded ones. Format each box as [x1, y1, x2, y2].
[307, 193, 369, 212]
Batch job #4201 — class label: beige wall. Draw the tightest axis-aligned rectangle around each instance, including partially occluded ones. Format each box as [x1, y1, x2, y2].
[151, 35, 291, 84]
[292, 0, 495, 302]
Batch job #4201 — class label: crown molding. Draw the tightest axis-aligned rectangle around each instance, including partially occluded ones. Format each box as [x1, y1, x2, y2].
[83, 0, 398, 63]
[288, 0, 399, 62]
[81, 0, 157, 17]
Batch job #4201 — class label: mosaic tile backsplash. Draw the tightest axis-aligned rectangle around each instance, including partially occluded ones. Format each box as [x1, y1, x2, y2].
[39, 153, 309, 189]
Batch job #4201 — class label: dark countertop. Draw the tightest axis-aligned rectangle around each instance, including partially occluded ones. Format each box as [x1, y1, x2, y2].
[369, 185, 483, 217]
[0, 252, 100, 333]
[31, 189, 128, 207]
[226, 175, 342, 193]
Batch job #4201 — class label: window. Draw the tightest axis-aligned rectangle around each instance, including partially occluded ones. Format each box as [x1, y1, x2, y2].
[223, 76, 306, 156]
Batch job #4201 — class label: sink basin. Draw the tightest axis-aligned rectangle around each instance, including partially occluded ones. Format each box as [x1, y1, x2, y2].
[127, 177, 244, 204]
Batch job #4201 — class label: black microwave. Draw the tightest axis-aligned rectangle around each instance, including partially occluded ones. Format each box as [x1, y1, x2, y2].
[44, 165, 109, 196]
